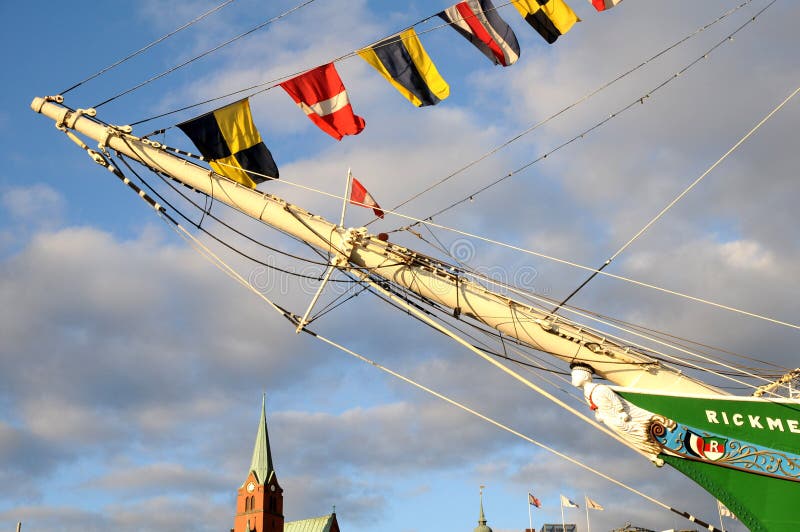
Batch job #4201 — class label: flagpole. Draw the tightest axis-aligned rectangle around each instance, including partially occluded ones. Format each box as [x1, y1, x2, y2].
[296, 167, 352, 334]
[717, 501, 725, 532]
[585, 495, 590, 532]
[528, 492, 532, 532]
[561, 499, 565, 532]
[339, 168, 353, 226]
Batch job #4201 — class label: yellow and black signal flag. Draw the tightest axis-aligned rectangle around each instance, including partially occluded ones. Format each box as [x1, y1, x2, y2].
[177, 99, 279, 188]
[511, 0, 579, 44]
[358, 28, 450, 107]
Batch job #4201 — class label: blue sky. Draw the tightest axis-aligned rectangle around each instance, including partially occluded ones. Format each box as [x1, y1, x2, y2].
[1, 1, 798, 531]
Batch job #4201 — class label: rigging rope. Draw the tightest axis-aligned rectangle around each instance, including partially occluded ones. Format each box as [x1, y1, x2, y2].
[373, 275, 578, 379]
[405, 226, 577, 380]
[144, 184, 723, 531]
[129, 0, 754, 131]
[103, 144, 622, 441]
[177, 216, 722, 529]
[114, 153, 357, 284]
[550, 80, 800, 314]
[410, 0, 778, 225]
[393, 222, 786, 390]
[127, 1, 512, 126]
[205, 150, 800, 335]
[110, 151, 648, 447]
[60, 0, 238, 95]
[591, 312, 791, 373]
[404, 222, 785, 391]
[93, 0, 319, 109]
[381, 0, 757, 218]
[65, 142, 727, 530]
[309, 330, 723, 532]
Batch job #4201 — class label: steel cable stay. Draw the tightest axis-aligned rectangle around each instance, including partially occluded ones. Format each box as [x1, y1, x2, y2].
[415, 223, 790, 384]
[380, 0, 760, 217]
[52, 126, 763, 531]
[138, 180, 650, 460]
[342, 249, 772, 395]
[354, 228, 778, 393]
[412, 223, 785, 378]
[404, 0, 778, 227]
[307, 331, 725, 532]
[60, 0, 238, 95]
[124, 0, 756, 129]
[398, 229, 788, 389]
[114, 153, 358, 284]
[93, 0, 320, 109]
[370, 268, 579, 381]
[549, 80, 800, 315]
[575, 308, 792, 374]
[386, 227, 578, 381]
[142, 148, 786, 391]
[127, 0, 519, 126]
[55, 0, 793, 349]
[104, 132, 788, 386]
[107, 152, 588, 412]
[161, 204, 723, 531]
[194, 84, 800, 336]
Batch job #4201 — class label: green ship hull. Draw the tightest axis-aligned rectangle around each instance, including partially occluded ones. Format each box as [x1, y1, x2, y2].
[615, 388, 800, 532]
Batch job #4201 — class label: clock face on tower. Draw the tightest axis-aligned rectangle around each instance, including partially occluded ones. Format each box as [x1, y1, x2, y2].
[247, 482, 256, 493]
[270, 484, 275, 492]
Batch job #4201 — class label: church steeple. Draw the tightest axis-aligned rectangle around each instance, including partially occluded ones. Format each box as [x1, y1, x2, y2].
[233, 396, 283, 532]
[473, 485, 493, 532]
[248, 393, 275, 485]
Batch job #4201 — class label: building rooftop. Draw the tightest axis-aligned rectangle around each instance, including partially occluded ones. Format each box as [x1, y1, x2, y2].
[284, 513, 337, 532]
[248, 394, 275, 486]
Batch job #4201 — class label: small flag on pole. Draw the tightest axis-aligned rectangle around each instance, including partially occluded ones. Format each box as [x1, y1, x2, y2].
[560, 495, 579, 508]
[349, 176, 384, 218]
[528, 492, 541, 508]
[718, 500, 737, 520]
[585, 496, 604, 511]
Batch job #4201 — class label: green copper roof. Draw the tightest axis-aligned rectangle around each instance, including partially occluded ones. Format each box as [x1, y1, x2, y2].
[284, 514, 336, 532]
[248, 394, 275, 485]
[474, 489, 492, 532]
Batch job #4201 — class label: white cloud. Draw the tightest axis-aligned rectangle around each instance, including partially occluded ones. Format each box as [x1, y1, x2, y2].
[1, 183, 64, 221]
[7, 1, 800, 531]
[717, 239, 776, 272]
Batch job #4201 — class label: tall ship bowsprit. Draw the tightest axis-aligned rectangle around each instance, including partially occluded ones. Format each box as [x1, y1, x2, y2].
[29, 1, 799, 530]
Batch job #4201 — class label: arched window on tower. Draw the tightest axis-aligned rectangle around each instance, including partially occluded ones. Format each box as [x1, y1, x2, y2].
[269, 495, 276, 513]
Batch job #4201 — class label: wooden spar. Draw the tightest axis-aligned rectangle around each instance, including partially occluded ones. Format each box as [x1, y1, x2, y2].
[31, 97, 725, 396]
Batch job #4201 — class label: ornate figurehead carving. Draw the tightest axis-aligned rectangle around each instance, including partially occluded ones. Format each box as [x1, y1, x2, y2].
[570, 364, 665, 465]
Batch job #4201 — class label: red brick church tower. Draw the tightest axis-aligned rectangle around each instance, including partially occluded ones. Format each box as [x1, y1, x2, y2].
[232, 395, 284, 532]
